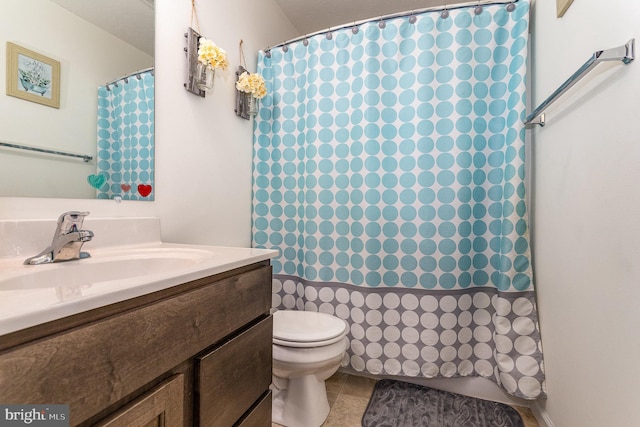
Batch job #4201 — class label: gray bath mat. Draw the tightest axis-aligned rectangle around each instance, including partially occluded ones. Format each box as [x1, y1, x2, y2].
[362, 379, 524, 427]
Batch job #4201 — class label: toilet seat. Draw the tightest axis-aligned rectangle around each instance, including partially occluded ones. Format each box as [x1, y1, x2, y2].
[273, 333, 347, 347]
[273, 310, 347, 348]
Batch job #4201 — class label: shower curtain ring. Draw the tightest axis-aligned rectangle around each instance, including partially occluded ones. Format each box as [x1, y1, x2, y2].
[441, 9, 449, 19]
[408, 11, 417, 24]
[506, 2, 516, 12]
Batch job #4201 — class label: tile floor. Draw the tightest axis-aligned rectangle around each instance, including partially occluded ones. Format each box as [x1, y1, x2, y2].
[273, 372, 540, 427]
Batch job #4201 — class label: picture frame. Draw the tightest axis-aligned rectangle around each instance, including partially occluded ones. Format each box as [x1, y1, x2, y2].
[6, 42, 60, 108]
[556, 0, 575, 17]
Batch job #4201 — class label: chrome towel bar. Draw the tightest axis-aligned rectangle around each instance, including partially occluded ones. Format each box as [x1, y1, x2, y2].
[525, 38, 635, 127]
[0, 141, 93, 162]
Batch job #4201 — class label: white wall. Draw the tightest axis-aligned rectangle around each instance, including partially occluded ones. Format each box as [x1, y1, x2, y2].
[0, 0, 153, 198]
[13, 2, 640, 424]
[0, 0, 297, 247]
[531, 1, 640, 426]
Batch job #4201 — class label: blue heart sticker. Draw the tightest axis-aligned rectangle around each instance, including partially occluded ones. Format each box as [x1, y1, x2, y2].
[87, 174, 106, 190]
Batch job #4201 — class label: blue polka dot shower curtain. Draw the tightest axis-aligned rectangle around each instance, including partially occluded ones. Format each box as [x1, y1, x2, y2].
[252, 0, 545, 399]
[96, 70, 154, 200]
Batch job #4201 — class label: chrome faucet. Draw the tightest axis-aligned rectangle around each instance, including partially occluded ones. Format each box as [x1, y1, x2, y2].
[24, 211, 94, 265]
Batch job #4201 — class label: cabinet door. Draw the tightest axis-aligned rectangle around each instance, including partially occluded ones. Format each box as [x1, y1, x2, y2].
[94, 374, 184, 427]
[197, 316, 272, 427]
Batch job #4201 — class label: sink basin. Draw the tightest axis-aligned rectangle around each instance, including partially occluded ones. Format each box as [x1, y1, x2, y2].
[0, 215, 278, 337]
[0, 218, 278, 339]
[0, 243, 278, 336]
[0, 247, 214, 290]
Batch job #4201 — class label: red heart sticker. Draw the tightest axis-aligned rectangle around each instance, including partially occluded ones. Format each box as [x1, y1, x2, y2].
[138, 184, 152, 197]
[121, 184, 131, 192]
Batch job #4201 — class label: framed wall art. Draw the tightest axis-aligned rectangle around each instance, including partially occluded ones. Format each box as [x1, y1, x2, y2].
[6, 42, 60, 108]
[557, 0, 575, 17]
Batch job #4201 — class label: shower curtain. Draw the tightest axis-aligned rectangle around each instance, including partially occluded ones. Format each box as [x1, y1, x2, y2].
[96, 69, 155, 200]
[252, 0, 545, 399]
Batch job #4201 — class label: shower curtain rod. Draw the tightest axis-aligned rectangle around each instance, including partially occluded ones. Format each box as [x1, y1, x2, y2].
[105, 66, 154, 89]
[265, 0, 519, 51]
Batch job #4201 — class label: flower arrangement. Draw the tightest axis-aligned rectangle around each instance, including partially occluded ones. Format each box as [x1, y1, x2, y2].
[197, 38, 228, 70]
[18, 60, 51, 92]
[236, 71, 267, 99]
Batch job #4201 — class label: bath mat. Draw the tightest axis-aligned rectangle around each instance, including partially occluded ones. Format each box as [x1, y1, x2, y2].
[362, 379, 524, 427]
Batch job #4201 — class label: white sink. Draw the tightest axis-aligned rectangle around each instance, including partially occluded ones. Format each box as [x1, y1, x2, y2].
[0, 247, 214, 290]
[0, 217, 278, 337]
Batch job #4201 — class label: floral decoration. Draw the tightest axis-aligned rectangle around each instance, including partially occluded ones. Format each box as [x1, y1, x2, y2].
[18, 60, 51, 92]
[197, 38, 228, 70]
[236, 71, 267, 99]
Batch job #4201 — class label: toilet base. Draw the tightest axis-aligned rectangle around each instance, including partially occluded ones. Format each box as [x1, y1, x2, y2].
[272, 374, 330, 427]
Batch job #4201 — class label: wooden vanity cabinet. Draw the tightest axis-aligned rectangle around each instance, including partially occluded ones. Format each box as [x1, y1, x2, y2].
[0, 261, 273, 427]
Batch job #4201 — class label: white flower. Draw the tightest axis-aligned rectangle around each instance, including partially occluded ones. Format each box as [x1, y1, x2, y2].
[236, 71, 267, 99]
[197, 38, 228, 70]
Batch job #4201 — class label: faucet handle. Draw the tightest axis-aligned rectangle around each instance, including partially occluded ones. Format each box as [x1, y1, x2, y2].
[55, 211, 90, 235]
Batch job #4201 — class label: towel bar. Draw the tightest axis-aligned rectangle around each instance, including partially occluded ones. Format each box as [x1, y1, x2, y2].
[525, 39, 635, 126]
[0, 141, 93, 162]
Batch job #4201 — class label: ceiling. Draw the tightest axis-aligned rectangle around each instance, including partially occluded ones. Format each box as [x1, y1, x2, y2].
[50, 0, 154, 56]
[273, 0, 451, 35]
[48, 0, 470, 56]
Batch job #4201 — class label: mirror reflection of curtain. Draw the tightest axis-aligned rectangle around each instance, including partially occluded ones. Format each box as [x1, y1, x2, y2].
[95, 69, 154, 200]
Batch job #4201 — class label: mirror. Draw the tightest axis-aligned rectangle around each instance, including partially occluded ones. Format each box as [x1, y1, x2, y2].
[0, 0, 154, 200]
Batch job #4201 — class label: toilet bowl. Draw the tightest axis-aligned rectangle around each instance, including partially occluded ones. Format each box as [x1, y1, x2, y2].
[271, 310, 348, 427]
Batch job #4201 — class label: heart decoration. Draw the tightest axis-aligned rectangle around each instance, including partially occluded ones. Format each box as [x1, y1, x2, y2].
[87, 174, 106, 190]
[138, 184, 152, 197]
[121, 184, 132, 192]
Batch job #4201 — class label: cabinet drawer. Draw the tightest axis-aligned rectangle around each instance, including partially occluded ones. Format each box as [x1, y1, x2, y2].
[236, 391, 272, 427]
[0, 264, 271, 425]
[236, 390, 271, 427]
[197, 316, 272, 427]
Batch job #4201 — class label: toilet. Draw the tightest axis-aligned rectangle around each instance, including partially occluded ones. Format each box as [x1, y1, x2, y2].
[271, 310, 349, 427]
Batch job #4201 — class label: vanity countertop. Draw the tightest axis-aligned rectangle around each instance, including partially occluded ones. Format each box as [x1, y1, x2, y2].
[0, 217, 278, 336]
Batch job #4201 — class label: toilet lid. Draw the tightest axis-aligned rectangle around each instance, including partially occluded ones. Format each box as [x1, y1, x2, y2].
[273, 310, 347, 343]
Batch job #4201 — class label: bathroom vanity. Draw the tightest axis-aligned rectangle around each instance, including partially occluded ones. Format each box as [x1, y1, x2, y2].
[0, 217, 278, 426]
